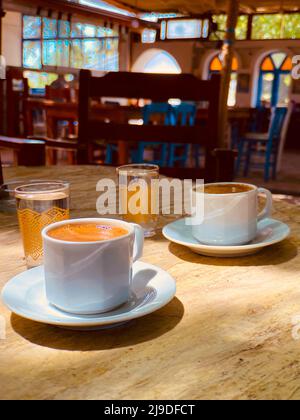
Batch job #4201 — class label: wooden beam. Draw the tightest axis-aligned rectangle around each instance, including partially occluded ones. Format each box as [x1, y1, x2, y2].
[0, 0, 3, 184]
[3, 0, 156, 29]
[218, 0, 239, 148]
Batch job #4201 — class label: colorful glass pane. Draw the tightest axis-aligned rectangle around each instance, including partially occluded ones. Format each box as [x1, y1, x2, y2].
[43, 18, 58, 39]
[210, 56, 222, 72]
[142, 29, 157, 43]
[261, 57, 275, 71]
[24, 71, 58, 89]
[23, 41, 42, 69]
[70, 40, 84, 68]
[71, 23, 84, 38]
[82, 24, 96, 37]
[202, 19, 209, 38]
[83, 39, 101, 69]
[278, 74, 292, 106]
[43, 40, 57, 66]
[58, 20, 71, 38]
[281, 57, 293, 71]
[167, 20, 202, 39]
[57, 41, 70, 67]
[23, 16, 41, 39]
[210, 55, 238, 71]
[272, 53, 286, 69]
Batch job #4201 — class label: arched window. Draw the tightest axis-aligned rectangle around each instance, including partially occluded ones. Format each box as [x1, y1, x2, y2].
[143, 51, 181, 74]
[209, 54, 238, 107]
[132, 49, 181, 74]
[257, 52, 292, 107]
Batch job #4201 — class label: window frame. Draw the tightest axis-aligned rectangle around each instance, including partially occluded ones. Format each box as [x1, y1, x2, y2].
[22, 14, 119, 72]
[256, 53, 292, 108]
[158, 12, 300, 42]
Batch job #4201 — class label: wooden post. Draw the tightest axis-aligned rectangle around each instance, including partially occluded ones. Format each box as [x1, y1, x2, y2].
[218, 0, 239, 148]
[0, 0, 5, 185]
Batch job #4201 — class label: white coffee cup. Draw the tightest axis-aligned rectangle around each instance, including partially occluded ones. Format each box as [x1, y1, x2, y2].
[42, 218, 144, 315]
[190, 182, 272, 246]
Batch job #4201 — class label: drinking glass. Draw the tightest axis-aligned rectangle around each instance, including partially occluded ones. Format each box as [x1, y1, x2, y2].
[117, 164, 159, 238]
[15, 181, 70, 268]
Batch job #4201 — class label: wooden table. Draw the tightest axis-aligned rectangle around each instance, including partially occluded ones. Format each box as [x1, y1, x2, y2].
[0, 166, 300, 400]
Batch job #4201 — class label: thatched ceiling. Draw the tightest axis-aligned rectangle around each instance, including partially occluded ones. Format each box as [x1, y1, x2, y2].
[101, 0, 300, 15]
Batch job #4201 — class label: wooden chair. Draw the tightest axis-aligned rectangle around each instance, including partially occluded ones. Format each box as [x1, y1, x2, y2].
[236, 108, 288, 181]
[6, 67, 29, 137]
[45, 86, 77, 140]
[0, 136, 46, 167]
[28, 136, 78, 165]
[78, 70, 234, 181]
[45, 86, 72, 102]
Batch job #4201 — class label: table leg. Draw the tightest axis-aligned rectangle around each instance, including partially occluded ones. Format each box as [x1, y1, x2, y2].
[118, 141, 128, 165]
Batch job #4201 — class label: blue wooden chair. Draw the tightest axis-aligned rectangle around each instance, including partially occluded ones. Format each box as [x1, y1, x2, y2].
[168, 103, 198, 167]
[134, 103, 173, 166]
[236, 107, 287, 182]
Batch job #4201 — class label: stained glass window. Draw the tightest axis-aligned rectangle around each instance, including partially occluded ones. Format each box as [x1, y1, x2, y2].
[167, 20, 202, 39]
[22, 15, 119, 73]
[160, 19, 210, 40]
[142, 29, 157, 43]
[209, 54, 239, 107]
[23, 16, 41, 39]
[257, 52, 292, 107]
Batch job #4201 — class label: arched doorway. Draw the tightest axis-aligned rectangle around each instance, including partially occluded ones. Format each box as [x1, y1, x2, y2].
[208, 53, 239, 107]
[256, 52, 292, 107]
[132, 49, 181, 74]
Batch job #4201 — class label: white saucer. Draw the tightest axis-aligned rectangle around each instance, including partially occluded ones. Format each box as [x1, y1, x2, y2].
[1, 262, 176, 330]
[163, 218, 290, 258]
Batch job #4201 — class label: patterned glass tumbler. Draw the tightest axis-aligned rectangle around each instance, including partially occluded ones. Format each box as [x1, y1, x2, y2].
[15, 182, 70, 268]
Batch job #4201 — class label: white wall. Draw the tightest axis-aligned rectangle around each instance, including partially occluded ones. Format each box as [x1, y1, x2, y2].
[1, 12, 22, 67]
[132, 39, 300, 108]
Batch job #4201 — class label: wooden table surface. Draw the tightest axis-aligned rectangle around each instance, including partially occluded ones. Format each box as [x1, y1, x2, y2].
[0, 166, 300, 400]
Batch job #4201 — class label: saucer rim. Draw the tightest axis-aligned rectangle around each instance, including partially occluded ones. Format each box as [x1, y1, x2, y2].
[162, 217, 290, 251]
[1, 261, 176, 328]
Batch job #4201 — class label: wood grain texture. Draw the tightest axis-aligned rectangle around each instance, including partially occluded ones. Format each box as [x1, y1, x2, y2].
[0, 166, 299, 400]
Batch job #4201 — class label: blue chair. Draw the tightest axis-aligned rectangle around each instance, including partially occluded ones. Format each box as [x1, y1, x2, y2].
[134, 103, 173, 166]
[168, 103, 198, 167]
[236, 107, 287, 182]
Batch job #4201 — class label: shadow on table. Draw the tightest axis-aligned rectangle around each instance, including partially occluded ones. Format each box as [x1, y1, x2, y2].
[10, 297, 184, 351]
[168, 239, 298, 267]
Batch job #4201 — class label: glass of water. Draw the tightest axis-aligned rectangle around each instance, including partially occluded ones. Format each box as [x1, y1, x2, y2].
[15, 181, 70, 268]
[117, 164, 159, 238]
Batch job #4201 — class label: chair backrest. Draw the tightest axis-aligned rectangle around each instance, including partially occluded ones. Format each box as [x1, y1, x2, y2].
[78, 70, 224, 181]
[46, 86, 71, 102]
[6, 67, 29, 137]
[171, 102, 197, 127]
[270, 107, 288, 140]
[143, 103, 173, 126]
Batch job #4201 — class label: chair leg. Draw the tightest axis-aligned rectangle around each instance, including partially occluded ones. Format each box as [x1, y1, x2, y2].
[105, 144, 113, 165]
[235, 140, 244, 176]
[168, 144, 176, 167]
[244, 142, 252, 177]
[264, 146, 273, 182]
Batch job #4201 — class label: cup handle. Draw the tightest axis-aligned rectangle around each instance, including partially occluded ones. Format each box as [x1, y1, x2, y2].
[257, 188, 273, 222]
[130, 223, 144, 263]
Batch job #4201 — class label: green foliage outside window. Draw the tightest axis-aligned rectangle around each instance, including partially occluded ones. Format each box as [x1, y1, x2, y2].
[210, 13, 300, 40]
[210, 15, 248, 40]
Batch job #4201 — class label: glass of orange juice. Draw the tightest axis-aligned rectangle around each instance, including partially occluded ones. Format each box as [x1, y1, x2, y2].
[117, 164, 159, 238]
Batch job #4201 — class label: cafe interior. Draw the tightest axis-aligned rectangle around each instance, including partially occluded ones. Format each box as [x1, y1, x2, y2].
[1, 0, 300, 401]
